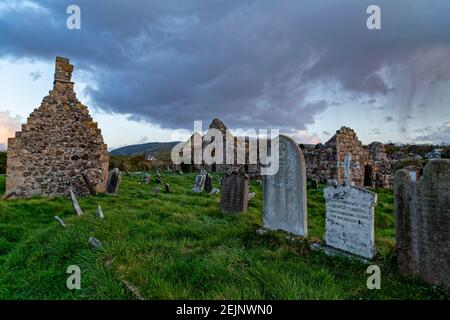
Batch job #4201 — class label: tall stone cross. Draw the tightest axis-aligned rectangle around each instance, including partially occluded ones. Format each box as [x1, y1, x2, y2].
[338, 153, 359, 185]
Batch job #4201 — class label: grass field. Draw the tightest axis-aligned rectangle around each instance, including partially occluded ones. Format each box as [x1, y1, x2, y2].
[0, 172, 448, 300]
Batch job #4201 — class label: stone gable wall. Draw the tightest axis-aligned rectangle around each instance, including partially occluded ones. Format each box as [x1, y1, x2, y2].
[304, 126, 392, 188]
[6, 57, 109, 198]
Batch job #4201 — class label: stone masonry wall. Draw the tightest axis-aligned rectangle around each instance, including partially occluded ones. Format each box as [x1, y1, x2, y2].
[6, 57, 109, 198]
[304, 126, 392, 188]
[335, 127, 370, 186]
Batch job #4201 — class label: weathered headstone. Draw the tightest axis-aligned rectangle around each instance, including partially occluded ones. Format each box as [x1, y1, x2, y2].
[106, 168, 122, 195]
[54, 216, 66, 227]
[220, 172, 249, 213]
[81, 172, 97, 196]
[248, 192, 256, 201]
[394, 160, 450, 289]
[70, 189, 84, 216]
[151, 187, 160, 194]
[263, 135, 308, 236]
[204, 174, 213, 193]
[88, 237, 103, 249]
[97, 205, 104, 219]
[164, 183, 171, 193]
[192, 175, 206, 193]
[142, 173, 151, 184]
[323, 154, 377, 259]
[156, 173, 162, 184]
[209, 187, 220, 196]
[311, 179, 318, 190]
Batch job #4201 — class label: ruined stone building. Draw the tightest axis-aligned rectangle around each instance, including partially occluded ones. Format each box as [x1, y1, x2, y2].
[303, 127, 392, 188]
[176, 118, 259, 176]
[6, 57, 109, 198]
[175, 122, 392, 187]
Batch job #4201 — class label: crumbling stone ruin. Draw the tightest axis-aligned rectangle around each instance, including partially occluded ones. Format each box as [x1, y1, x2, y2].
[303, 127, 392, 188]
[175, 122, 392, 187]
[6, 57, 109, 198]
[177, 118, 259, 176]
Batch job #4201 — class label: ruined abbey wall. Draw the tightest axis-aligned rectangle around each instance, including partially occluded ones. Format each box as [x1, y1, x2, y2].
[6, 57, 109, 198]
[304, 127, 392, 188]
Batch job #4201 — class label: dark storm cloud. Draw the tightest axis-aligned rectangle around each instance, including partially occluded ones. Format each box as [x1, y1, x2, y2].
[1, 0, 450, 131]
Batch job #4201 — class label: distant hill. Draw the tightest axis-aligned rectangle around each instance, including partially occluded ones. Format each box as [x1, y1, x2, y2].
[110, 141, 180, 156]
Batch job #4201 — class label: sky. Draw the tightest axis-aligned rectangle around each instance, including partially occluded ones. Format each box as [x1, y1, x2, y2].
[1, 0, 450, 151]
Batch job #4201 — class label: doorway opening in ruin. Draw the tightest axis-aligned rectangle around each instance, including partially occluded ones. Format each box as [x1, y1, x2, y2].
[364, 164, 373, 186]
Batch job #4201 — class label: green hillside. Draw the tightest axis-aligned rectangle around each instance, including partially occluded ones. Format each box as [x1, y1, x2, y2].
[110, 142, 180, 157]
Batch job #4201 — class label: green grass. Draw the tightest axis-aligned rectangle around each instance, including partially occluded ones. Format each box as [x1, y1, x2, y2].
[0, 173, 448, 300]
[0, 175, 5, 195]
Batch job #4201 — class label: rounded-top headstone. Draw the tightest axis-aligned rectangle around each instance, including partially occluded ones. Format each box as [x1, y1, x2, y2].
[263, 135, 308, 236]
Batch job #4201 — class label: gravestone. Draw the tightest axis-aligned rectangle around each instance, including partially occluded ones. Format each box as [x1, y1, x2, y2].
[394, 160, 450, 289]
[192, 175, 206, 193]
[209, 187, 220, 196]
[204, 174, 213, 193]
[311, 179, 318, 190]
[142, 173, 151, 184]
[263, 135, 308, 236]
[248, 192, 256, 201]
[324, 154, 377, 259]
[82, 172, 97, 196]
[220, 172, 249, 213]
[164, 183, 171, 193]
[54, 216, 66, 227]
[151, 187, 160, 194]
[97, 206, 104, 219]
[70, 189, 84, 216]
[106, 168, 122, 195]
[88, 237, 103, 249]
[156, 173, 162, 184]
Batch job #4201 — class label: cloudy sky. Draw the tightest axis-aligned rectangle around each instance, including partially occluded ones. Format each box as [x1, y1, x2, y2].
[1, 0, 450, 150]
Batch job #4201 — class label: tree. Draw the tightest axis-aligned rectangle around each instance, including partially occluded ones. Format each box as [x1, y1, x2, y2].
[0, 152, 6, 174]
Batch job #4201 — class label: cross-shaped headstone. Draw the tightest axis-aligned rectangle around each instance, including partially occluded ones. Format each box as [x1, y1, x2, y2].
[337, 153, 360, 185]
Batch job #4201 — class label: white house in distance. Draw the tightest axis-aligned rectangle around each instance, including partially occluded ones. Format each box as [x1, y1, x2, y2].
[426, 149, 443, 160]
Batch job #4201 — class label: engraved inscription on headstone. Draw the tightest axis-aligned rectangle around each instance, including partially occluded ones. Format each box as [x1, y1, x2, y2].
[324, 153, 377, 259]
[220, 172, 249, 213]
[263, 135, 308, 236]
[394, 160, 450, 289]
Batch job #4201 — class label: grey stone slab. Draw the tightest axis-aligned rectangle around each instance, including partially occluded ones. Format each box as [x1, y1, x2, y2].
[394, 159, 450, 289]
[263, 135, 308, 236]
[324, 184, 377, 259]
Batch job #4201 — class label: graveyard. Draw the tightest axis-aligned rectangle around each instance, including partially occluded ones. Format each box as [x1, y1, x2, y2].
[1, 2, 450, 306]
[0, 171, 448, 299]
